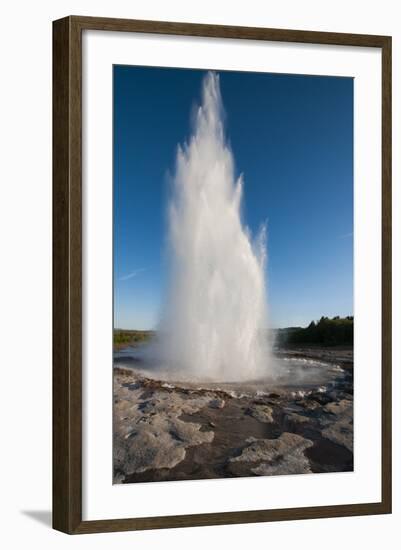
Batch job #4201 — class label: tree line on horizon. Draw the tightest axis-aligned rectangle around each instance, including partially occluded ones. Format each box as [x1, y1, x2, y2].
[276, 316, 353, 346]
[113, 316, 353, 348]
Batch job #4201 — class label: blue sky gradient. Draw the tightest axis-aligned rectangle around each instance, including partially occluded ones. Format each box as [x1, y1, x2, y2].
[113, 66, 353, 329]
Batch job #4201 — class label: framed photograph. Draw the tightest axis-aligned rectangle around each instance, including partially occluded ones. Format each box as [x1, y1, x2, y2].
[53, 16, 392, 534]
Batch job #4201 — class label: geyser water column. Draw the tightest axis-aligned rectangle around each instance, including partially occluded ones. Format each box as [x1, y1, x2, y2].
[160, 72, 271, 382]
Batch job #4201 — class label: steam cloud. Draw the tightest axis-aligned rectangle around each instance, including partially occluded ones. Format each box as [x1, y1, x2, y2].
[158, 72, 272, 382]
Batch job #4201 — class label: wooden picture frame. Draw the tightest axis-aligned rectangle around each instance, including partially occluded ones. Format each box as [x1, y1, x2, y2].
[53, 15, 392, 534]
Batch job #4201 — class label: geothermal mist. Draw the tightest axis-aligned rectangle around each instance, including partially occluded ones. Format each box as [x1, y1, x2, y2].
[159, 72, 271, 382]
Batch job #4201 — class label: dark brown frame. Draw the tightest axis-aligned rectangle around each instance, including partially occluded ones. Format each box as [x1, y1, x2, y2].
[53, 15, 392, 534]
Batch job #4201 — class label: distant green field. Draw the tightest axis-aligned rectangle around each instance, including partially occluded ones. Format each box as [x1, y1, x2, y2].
[275, 316, 353, 346]
[113, 329, 154, 347]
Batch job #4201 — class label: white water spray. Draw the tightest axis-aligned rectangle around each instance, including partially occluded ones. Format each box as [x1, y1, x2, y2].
[159, 72, 271, 382]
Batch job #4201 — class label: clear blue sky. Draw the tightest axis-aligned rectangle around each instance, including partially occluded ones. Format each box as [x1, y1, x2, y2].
[114, 66, 353, 329]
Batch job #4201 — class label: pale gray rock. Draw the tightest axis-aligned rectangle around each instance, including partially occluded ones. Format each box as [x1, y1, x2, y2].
[323, 399, 352, 416]
[321, 399, 353, 451]
[113, 373, 214, 480]
[247, 404, 274, 423]
[229, 432, 313, 476]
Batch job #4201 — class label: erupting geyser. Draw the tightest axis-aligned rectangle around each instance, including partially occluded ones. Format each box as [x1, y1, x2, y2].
[160, 72, 272, 382]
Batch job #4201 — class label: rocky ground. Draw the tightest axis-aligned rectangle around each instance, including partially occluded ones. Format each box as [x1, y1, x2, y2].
[113, 347, 353, 484]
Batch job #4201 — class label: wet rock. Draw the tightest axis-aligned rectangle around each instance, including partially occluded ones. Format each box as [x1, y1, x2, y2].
[296, 399, 321, 413]
[282, 412, 313, 434]
[209, 398, 225, 409]
[311, 393, 332, 405]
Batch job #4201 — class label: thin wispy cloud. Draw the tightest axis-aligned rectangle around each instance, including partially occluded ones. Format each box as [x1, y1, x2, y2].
[119, 268, 146, 281]
[340, 232, 353, 239]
